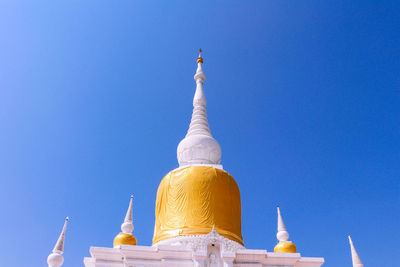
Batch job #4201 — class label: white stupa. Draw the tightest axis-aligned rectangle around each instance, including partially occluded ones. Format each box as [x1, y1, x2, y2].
[81, 51, 326, 267]
[43, 50, 370, 267]
[274, 207, 297, 253]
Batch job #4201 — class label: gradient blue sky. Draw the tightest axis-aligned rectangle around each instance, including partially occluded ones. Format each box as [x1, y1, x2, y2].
[0, 1, 399, 266]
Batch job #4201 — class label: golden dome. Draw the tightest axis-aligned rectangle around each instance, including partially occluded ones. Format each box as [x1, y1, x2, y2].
[274, 241, 297, 253]
[113, 233, 137, 247]
[152, 165, 243, 245]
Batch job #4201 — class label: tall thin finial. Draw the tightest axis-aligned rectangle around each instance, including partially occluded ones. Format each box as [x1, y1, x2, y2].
[197, 48, 203, 63]
[277, 207, 289, 241]
[348, 236, 364, 267]
[122, 195, 134, 234]
[113, 195, 137, 247]
[177, 49, 222, 167]
[47, 217, 69, 267]
[274, 207, 297, 253]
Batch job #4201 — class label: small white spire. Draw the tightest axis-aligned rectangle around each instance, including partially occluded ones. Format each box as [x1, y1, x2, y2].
[47, 217, 69, 267]
[121, 195, 134, 234]
[210, 225, 216, 234]
[177, 49, 222, 167]
[349, 236, 364, 267]
[276, 207, 290, 241]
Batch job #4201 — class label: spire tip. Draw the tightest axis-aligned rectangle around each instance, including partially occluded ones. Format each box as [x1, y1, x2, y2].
[121, 196, 134, 234]
[349, 235, 363, 266]
[197, 49, 203, 64]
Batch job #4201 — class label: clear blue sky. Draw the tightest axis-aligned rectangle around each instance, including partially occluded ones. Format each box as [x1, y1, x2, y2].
[0, 1, 399, 266]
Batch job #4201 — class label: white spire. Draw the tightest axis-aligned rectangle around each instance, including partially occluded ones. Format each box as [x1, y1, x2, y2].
[276, 207, 290, 241]
[177, 49, 222, 167]
[47, 217, 69, 267]
[349, 236, 364, 267]
[121, 195, 134, 234]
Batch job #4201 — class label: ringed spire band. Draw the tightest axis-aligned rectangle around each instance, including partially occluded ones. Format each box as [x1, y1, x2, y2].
[177, 49, 222, 167]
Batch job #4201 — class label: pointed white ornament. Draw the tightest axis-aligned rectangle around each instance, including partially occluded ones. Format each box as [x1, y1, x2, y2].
[349, 236, 364, 267]
[276, 207, 290, 241]
[210, 225, 217, 234]
[47, 217, 69, 267]
[177, 49, 222, 167]
[121, 195, 134, 234]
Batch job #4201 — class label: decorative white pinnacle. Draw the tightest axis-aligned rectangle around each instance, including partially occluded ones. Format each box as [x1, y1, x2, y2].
[47, 217, 69, 267]
[177, 50, 222, 167]
[121, 195, 134, 234]
[210, 226, 217, 234]
[348, 236, 364, 267]
[276, 207, 290, 241]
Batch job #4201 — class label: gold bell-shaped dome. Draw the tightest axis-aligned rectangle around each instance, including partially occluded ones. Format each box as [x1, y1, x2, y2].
[113, 233, 137, 247]
[152, 166, 243, 245]
[274, 241, 297, 253]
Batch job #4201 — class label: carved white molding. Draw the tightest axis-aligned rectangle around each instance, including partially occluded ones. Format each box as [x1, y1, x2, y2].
[154, 227, 244, 254]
